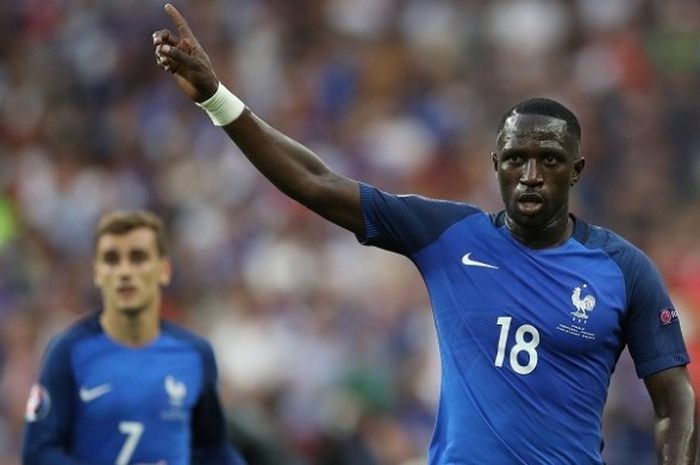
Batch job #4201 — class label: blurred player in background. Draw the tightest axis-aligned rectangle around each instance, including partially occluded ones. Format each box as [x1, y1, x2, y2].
[153, 4, 697, 465]
[22, 210, 246, 465]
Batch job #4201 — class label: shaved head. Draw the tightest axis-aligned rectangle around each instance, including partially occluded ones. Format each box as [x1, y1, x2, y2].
[498, 97, 581, 153]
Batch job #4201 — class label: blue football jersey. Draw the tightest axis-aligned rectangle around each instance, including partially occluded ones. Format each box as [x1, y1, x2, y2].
[357, 183, 689, 465]
[22, 314, 245, 465]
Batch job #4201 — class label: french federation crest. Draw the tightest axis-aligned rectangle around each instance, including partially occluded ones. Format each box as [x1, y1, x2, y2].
[164, 375, 186, 407]
[571, 284, 596, 322]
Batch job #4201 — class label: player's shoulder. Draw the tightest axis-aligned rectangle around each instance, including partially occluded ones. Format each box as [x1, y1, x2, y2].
[360, 182, 483, 216]
[45, 313, 101, 352]
[161, 320, 219, 379]
[161, 320, 214, 353]
[577, 218, 655, 274]
[359, 182, 493, 255]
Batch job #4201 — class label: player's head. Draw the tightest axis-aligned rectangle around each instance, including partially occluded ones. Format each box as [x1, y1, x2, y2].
[497, 98, 581, 152]
[492, 97, 585, 230]
[93, 210, 171, 317]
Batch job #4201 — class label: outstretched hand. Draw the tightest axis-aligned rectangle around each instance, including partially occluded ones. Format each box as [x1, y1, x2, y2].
[153, 3, 219, 102]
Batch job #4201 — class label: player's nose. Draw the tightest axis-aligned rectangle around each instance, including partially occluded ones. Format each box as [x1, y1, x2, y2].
[114, 260, 134, 278]
[520, 159, 543, 186]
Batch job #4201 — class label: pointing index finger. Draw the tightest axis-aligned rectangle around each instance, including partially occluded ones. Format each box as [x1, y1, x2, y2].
[164, 3, 194, 39]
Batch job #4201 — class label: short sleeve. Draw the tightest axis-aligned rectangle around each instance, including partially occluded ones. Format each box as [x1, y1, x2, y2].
[620, 247, 690, 378]
[191, 341, 246, 465]
[22, 335, 83, 465]
[191, 342, 226, 448]
[357, 182, 482, 256]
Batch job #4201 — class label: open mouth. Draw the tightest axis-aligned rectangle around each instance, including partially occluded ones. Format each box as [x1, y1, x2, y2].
[117, 286, 137, 299]
[516, 193, 544, 214]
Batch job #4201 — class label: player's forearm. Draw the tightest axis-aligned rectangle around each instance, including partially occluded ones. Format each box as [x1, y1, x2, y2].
[653, 399, 697, 464]
[222, 109, 330, 200]
[221, 109, 363, 232]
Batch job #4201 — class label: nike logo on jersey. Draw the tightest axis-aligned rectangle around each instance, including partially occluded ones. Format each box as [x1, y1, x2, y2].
[79, 383, 112, 402]
[461, 253, 499, 269]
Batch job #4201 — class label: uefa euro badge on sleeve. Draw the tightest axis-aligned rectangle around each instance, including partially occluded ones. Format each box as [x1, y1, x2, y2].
[25, 383, 51, 422]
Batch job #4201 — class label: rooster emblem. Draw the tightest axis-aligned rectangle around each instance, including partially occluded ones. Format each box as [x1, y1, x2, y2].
[571, 284, 596, 320]
[164, 376, 187, 407]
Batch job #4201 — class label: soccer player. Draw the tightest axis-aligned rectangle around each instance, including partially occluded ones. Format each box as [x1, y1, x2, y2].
[152, 4, 697, 464]
[22, 211, 246, 465]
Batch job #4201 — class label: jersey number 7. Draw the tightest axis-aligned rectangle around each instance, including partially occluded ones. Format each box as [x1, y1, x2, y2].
[116, 421, 145, 465]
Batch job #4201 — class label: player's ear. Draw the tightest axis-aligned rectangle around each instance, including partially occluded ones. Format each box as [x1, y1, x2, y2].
[491, 152, 498, 172]
[571, 157, 586, 186]
[159, 257, 172, 286]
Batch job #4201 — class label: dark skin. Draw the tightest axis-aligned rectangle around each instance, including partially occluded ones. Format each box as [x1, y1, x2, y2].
[153, 4, 697, 463]
[493, 113, 584, 249]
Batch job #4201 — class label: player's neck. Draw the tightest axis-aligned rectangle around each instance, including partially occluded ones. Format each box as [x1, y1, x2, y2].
[505, 212, 573, 249]
[100, 305, 161, 347]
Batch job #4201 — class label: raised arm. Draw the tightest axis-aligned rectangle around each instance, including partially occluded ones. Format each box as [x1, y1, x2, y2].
[644, 366, 697, 465]
[153, 3, 364, 235]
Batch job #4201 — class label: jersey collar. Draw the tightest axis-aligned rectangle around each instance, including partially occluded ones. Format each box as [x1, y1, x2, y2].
[491, 210, 590, 244]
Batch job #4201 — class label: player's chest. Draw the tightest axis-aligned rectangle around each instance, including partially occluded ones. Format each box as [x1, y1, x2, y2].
[419, 233, 627, 352]
[72, 347, 202, 421]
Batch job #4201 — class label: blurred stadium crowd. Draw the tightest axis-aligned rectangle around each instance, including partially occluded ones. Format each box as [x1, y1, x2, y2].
[1, 0, 700, 464]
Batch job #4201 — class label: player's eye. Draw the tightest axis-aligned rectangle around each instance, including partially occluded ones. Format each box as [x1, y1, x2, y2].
[103, 251, 120, 265]
[503, 153, 523, 164]
[129, 250, 149, 264]
[542, 152, 565, 167]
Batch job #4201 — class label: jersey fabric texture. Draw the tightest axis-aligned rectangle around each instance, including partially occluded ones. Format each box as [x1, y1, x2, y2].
[357, 183, 689, 465]
[22, 313, 245, 465]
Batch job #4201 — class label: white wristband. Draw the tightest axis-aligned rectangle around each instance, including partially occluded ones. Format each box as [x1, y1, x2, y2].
[195, 82, 245, 126]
